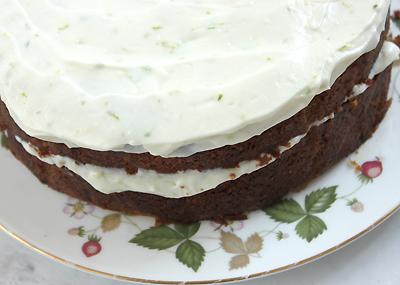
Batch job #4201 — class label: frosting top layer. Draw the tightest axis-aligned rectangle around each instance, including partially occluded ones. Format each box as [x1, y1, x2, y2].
[0, 0, 390, 157]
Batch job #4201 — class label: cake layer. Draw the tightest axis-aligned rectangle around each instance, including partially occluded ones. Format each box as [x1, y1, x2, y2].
[0, 40, 397, 198]
[10, 66, 387, 198]
[0, 33, 394, 176]
[0, 0, 390, 157]
[1, 66, 392, 222]
[13, 116, 329, 198]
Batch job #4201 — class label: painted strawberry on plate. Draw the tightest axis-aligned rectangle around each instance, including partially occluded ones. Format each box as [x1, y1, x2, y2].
[350, 158, 383, 184]
[361, 160, 383, 179]
[347, 199, 365, 213]
[82, 235, 102, 257]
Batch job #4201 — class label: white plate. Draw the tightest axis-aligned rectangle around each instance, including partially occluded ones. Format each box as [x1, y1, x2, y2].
[1, 20, 400, 285]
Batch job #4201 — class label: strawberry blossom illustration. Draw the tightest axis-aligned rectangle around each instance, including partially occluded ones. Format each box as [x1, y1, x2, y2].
[63, 198, 95, 219]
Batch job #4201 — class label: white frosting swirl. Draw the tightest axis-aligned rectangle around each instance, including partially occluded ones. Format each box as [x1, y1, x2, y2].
[0, 0, 391, 157]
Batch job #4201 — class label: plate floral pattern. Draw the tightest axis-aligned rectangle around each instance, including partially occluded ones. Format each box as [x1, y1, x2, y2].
[62, 158, 384, 272]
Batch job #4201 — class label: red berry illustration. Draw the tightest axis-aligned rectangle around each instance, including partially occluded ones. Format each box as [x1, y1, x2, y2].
[361, 160, 383, 179]
[347, 199, 364, 213]
[82, 235, 102, 257]
[351, 201, 364, 213]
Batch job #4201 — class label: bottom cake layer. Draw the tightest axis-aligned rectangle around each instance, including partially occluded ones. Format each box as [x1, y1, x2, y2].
[1, 67, 392, 223]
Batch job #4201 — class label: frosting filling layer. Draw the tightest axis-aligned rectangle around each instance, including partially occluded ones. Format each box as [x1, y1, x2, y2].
[0, 0, 391, 157]
[12, 40, 399, 199]
[350, 41, 399, 98]
[15, 115, 329, 198]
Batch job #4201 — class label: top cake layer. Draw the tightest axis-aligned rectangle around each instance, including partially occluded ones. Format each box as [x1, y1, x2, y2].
[0, 0, 390, 157]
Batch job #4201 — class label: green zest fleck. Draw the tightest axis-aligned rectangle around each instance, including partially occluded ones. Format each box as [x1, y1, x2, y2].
[20, 92, 27, 98]
[217, 94, 224, 101]
[58, 24, 70, 31]
[141, 66, 152, 72]
[152, 25, 163, 31]
[338, 44, 350, 52]
[121, 47, 133, 53]
[207, 26, 216, 30]
[373, 4, 378, 9]
[107, 111, 120, 120]
[144, 132, 151, 137]
[160, 41, 180, 52]
[169, 90, 181, 96]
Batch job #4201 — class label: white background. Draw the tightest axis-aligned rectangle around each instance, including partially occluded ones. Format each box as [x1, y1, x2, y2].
[0, 213, 399, 285]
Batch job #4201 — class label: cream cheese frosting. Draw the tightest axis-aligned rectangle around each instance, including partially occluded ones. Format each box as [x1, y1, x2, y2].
[12, 39, 399, 199]
[0, 0, 392, 157]
[350, 41, 399, 98]
[370, 41, 400, 79]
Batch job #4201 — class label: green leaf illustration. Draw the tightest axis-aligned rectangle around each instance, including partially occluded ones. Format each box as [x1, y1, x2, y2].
[174, 222, 201, 239]
[176, 240, 205, 272]
[129, 225, 184, 250]
[264, 199, 306, 223]
[305, 186, 337, 214]
[295, 215, 327, 242]
[358, 174, 373, 184]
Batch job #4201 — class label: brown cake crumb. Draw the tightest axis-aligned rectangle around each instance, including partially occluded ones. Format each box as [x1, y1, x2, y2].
[256, 153, 272, 167]
[350, 98, 359, 108]
[392, 35, 400, 48]
[391, 11, 400, 48]
[211, 214, 248, 226]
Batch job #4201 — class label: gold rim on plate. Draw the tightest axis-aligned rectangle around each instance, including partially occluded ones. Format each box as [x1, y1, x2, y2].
[1, 204, 399, 284]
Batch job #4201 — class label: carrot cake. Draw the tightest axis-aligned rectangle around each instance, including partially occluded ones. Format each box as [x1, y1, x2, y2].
[0, 0, 398, 222]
